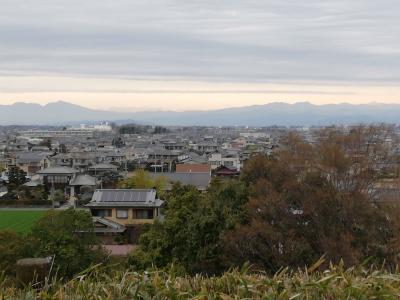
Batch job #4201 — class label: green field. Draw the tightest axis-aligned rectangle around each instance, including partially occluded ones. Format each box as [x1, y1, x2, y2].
[0, 210, 46, 233]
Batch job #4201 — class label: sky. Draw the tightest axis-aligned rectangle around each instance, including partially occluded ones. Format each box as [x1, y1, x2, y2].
[0, 0, 399, 111]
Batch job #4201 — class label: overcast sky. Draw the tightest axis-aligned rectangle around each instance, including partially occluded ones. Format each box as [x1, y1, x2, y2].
[0, 0, 399, 110]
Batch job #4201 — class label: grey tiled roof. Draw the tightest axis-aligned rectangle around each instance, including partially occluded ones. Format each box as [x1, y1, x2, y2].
[16, 152, 48, 164]
[69, 174, 97, 186]
[92, 217, 126, 233]
[36, 167, 78, 175]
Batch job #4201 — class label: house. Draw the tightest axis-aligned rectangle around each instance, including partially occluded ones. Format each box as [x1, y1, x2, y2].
[50, 152, 97, 170]
[92, 217, 127, 245]
[36, 166, 78, 191]
[88, 163, 118, 175]
[86, 189, 164, 243]
[69, 174, 98, 204]
[192, 142, 219, 153]
[11, 152, 50, 177]
[209, 153, 241, 171]
[147, 148, 190, 172]
[162, 141, 186, 151]
[96, 151, 126, 164]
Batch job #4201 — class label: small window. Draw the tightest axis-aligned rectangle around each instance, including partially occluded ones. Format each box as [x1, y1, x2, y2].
[92, 209, 112, 217]
[134, 209, 154, 219]
[116, 209, 128, 219]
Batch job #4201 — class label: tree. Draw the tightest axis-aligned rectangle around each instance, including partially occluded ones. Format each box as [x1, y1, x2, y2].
[119, 124, 151, 135]
[0, 230, 32, 275]
[58, 143, 67, 153]
[16, 185, 47, 202]
[39, 138, 52, 150]
[130, 181, 248, 274]
[112, 136, 125, 148]
[152, 126, 169, 134]
[118, 169, 166, 193]
[221, 131, 400, 272]
[314, 125, 393, 196]
[8, 166, 27, 188]
[49, 189, 65, 206]
[29, 209, 106, 278]
[98, 171, 122, 189]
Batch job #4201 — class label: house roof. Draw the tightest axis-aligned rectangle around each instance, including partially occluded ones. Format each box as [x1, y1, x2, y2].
[36, 166, 78, 175]
[147, 148, 183, 156]
[86, 189, 164, 208]
[92, 217, 126, 233]
[69, 174, 97, 186]
[187, 152, 208, 164]
[149, 172, 210, 191]
[176, 164, 210, 173]
[214, 165, 240, 175]
[52, 153, 96, 161]
[16, 152, 47, 164]
[89, 163, 118, 170]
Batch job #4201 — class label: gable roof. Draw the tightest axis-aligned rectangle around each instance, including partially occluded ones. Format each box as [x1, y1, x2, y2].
[69, 174, 97, 186]
[92, 217, 126, 233]
[86, 189, 164, 208]
[214, 165, 240, 175]
[176, 164, 210, 173]
[16, 152, 47, 164]
[36, 166, 78, 175]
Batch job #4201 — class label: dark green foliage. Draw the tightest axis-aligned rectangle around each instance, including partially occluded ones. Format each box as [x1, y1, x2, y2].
[112, 136, 125, 148]
[49, 189, 65, 205]
[96, 171, 122, 188]
[39, 138, 52, 149]
[58, 143, 67, 153]
[0, 230, 33, 275]
[0, 186, 48, 205]
[152, 126, 169, 134]
[119, 124, 151, 134]
[129, 181, 248, 274]
[29, 209, 107, 278]
[17, 185, 47, 202]
[118, 124, 168, 134]
[7, 166, 27, 188]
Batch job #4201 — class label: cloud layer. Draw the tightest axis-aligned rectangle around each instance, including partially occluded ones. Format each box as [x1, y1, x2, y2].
[1, 0, 400, 84]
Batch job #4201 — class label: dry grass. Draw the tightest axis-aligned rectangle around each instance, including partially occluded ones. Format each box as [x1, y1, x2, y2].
[1, 261, 400, 299]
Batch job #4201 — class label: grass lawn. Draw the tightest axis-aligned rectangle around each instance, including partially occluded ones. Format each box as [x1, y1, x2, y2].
[0, 210, 46, 234]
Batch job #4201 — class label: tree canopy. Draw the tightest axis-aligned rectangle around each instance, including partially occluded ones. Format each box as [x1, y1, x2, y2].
[29, 209, 106, 278]
[118, 169, 166, 193]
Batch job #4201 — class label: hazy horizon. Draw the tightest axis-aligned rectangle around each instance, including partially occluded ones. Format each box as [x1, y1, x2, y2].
[3, 99, 400, 113]
[1, 1, 399, 110]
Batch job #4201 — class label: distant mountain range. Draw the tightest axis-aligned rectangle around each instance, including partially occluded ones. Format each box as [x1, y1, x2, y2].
[1, 101, 400, 126]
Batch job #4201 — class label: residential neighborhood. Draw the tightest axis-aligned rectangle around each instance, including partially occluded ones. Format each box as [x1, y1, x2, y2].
[2, 123, 400, 258]
[0, 123, 284, 254]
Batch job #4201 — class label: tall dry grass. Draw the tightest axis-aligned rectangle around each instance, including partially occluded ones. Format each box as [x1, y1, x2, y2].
[1, 260, 400, 299]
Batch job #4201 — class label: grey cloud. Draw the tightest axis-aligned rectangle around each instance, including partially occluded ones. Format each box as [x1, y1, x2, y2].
[0, 0, 399, 84]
